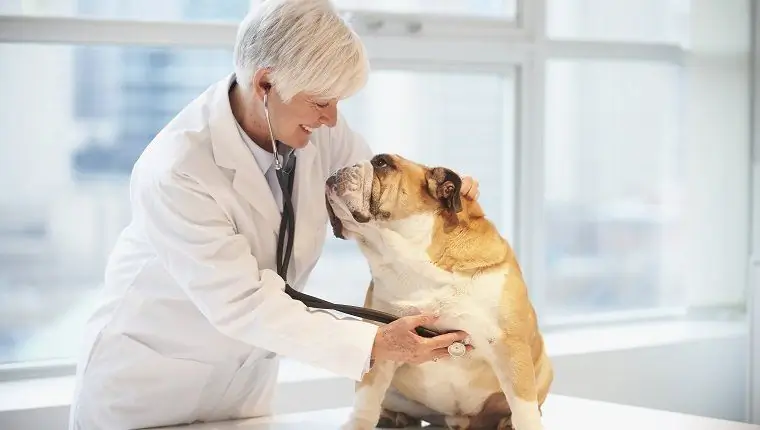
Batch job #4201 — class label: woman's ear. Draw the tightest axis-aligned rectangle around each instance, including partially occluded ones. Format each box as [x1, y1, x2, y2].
[251, 68, 272, 101]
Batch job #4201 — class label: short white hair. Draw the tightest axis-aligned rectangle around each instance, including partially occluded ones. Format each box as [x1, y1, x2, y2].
[233, 0, 369, 103]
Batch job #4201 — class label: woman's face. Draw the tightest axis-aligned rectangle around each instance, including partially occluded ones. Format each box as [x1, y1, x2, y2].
[263, 86, 339, 150]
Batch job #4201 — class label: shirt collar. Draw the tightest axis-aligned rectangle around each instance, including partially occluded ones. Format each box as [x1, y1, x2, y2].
[228, 73, 291, 176]
[235, 119, 278, 174]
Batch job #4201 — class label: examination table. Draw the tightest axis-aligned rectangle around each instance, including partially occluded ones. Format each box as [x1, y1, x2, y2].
[162, 394, 759, 430]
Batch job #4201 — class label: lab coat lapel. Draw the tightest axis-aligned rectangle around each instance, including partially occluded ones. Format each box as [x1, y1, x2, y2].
[208, 75, 281, 234]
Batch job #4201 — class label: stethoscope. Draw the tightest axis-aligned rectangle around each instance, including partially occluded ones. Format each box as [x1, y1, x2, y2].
[262, 90, 467, 359]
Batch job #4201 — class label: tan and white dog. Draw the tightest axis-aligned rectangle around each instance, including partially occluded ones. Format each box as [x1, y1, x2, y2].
[324, 154, 553, 430]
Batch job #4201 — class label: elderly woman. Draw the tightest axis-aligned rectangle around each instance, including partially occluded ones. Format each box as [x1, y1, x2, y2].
[68, 1, 478, 429]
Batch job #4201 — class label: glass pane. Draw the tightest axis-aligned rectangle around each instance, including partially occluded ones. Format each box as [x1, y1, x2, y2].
[0, 43, 235, 364]
[544, 59, 750, 319]
[329, 0, 516, 18]
[546, 0, 691, 44]
[0, 0, 250, 22]
[0, 45, 515, 365]
[305, 70, 517, 307]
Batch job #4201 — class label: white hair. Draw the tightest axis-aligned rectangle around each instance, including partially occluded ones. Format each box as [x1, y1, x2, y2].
[233, 0, 369, 103]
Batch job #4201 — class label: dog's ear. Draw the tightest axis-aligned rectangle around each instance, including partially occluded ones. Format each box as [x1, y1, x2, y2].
[425, 167, 463, 213]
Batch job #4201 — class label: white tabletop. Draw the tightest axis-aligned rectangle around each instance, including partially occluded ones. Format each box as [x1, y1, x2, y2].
[163, 394, 759, 430]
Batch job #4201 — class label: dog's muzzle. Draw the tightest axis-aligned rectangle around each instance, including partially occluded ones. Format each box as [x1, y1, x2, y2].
[325, 162, 373, 226]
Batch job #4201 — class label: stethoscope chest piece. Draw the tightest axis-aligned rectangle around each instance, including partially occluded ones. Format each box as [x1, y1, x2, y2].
[447, 341, 467, 358]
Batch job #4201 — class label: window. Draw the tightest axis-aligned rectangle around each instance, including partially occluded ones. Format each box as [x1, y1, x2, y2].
[0, 43, 237, 364]
[0, 0, 753, 385]
[539, 1, 752, 322]
[307, 69, 517, 306]
[543, 60, 684, 317]
[546, 0, 690, 44]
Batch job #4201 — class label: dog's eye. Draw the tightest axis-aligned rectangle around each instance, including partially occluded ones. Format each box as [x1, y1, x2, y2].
[371, 154, 395, 170]
[372, 156, 389, 169]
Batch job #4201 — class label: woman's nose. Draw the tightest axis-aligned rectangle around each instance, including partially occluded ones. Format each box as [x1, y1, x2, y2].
[320, 104, 339, 127]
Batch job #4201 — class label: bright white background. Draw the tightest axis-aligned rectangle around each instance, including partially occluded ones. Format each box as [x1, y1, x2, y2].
[0, 0, 757, 428]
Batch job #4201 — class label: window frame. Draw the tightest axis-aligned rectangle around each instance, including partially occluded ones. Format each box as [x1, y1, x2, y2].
[0, 0, 754, 391]
[748, 0, 760, 424]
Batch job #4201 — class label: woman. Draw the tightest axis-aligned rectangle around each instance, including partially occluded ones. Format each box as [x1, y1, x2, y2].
[69, 0, 480, 428]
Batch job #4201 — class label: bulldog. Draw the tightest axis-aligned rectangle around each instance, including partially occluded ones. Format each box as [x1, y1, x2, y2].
[324, 154, 553, 430]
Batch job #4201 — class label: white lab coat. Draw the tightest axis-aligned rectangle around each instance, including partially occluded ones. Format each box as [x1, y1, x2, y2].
[68, 73, 379, 430]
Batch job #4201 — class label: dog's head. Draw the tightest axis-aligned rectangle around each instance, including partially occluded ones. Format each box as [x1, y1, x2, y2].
[324, 153, 468, 241]
[326, 153, 510, 276]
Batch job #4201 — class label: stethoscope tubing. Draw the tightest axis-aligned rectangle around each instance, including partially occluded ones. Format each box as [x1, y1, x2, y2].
[262, 91, 444, 339]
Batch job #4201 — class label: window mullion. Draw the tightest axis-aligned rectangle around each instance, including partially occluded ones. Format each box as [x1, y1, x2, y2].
[343, 9, 524, 40]
[362, 35, 529, 70]
[748, 0, 760, 423]
[515, 0, 548, 316]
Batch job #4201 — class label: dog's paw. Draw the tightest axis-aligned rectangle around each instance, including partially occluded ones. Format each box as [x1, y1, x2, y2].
[340, 419, 376, 430]
[444, 415, 471, 429]
[511, 423, 544, 430]
[509, 400, 544, 430]
[497, 416, 513, 430]
[377, 409, 420, 428]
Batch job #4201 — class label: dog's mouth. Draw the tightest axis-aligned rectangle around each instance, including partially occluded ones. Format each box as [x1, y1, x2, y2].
[325, 194, 345, 239]
[324, 162, 374, 239]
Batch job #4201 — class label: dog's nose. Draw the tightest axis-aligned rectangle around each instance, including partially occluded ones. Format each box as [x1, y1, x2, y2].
[326, 174, 338, 188]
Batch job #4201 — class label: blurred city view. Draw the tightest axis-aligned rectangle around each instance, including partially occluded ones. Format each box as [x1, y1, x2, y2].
[0, 0, 750, 365]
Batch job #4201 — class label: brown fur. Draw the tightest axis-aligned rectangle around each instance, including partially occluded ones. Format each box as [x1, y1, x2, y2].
[345, 154, 552, 430]
[366, 155, 512, 276]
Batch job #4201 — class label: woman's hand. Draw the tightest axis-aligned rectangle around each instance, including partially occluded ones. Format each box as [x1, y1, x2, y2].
[460, 176, 480, 200]
[370, 314, 472, 364]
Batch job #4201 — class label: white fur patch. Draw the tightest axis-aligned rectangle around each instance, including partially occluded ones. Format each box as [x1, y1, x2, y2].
[357, 213, 509, 418]
[508, 398, 543, 430]
[445, 416, 471, 428]
[364, 214, 506, 348]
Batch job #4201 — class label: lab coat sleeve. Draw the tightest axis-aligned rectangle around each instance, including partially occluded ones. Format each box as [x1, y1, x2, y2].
[134, 169, 378, 381]
[327, 112, 374, 172]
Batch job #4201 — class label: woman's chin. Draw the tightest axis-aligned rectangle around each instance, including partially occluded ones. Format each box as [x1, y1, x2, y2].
[289, 134, 312, 148]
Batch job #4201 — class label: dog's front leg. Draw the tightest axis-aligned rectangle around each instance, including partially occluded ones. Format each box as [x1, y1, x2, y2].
[486, 338, 543, 430]
[342, 360, 401, 430]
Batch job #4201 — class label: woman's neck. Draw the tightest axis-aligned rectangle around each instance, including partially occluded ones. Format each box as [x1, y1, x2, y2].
[229, 82, 275, 153]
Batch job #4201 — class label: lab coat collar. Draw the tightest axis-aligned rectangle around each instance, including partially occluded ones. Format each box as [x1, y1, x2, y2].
[209, 73, 281, 234]
[208, 73, 317, 239]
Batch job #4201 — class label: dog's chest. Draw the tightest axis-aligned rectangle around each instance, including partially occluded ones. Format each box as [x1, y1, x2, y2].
[371, 263, 506, 347]
[377, 268, 510, 417]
